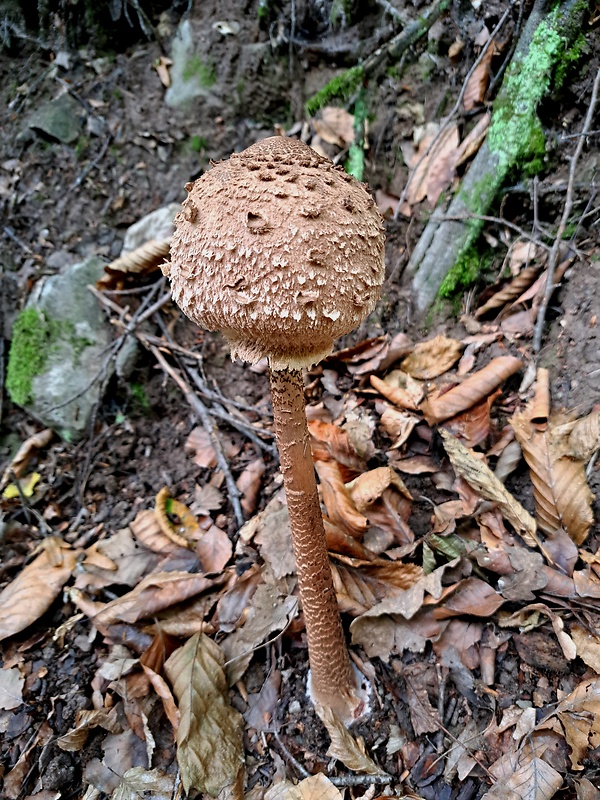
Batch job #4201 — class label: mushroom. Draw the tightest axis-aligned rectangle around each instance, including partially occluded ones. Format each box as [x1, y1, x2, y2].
[163, 136, 385, 722]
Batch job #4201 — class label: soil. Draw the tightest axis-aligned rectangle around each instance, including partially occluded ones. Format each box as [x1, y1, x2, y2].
[1, 0, 599, 798]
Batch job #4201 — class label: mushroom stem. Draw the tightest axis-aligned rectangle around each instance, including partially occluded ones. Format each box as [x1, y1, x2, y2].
[269, 367, 363, 721]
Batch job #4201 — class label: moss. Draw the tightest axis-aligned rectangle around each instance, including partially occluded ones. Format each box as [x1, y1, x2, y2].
[189, 134, 207, 152]
[555, 33, 588, 89]
[344, 92, 367, 181]
[6, 308, 94, 407]
[305, 65, 363, 117]
[439, 246, 493, 299]
[487, 6, 578, 174]
[130, 382, 150, 413]
[330, 0, 353, 28]
[257, 0, 270, 22]
[182, 55, 216, 88]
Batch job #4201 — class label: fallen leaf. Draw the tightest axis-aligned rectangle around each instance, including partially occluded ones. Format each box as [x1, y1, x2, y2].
[401, 334, 462, 379]
[130, 509, 188, 555]
[78, 527, 159, 591]
[153, 56, 173, 88]
[0, 539, 79, 641]
[313, 107, 355, 146]
[379, 406, 420, 449]
[195, 525, 232, 573]
[442, 391, 500, 447]
[463, 44, 495, 110]
[245, 667, 281, 730]
[0, 428, 53, 488]
[91, 571, 219, 627]
[422, 356, 522, 424]
[454, 111, 490, 166]
[571, 624, 600, 674]
[2, 471, 40, 499]
[111, 767, 173, 800]
[308, 419, 364, 470]
[440, 430, 538, 547]
[476, 265, 542, 318]
[370, 371, 423, 410]
[315, 460, 368, 538]
[265, 774, 343, 800]
[99, 239, 171, 289]
[401, 661, 439, 735]
[376, 188, 400, 217]
[164, 633, 244, 796]
[315, 701, 389, 776]
[551, 678, 600, 769]
[236, 457, 265, 516]
[253, 498, 297, 578]
[511, 408, 594, 544]
[331, 557, 423, 615]
[485, 751, 562, 799]
[0, 667, 24, 710]
[57, 707, 121, 752]
[435, 577, 504, 619]
[185, 426, 240, 468]
[558, 410, 600, 463]
[401, 122, 461, 210]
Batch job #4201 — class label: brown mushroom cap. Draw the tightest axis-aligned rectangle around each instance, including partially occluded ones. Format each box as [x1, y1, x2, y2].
[165, 136, 385, 370]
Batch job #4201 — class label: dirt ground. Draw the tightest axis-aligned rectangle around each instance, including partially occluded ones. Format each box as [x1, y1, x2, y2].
[1, 0, 599, 798]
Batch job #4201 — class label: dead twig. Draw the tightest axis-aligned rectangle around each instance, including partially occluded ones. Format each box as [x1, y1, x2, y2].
[533, 66, 600, 352]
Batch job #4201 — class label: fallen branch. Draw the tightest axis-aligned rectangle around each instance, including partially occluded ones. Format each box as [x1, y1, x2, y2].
[406, 0, 588, 312]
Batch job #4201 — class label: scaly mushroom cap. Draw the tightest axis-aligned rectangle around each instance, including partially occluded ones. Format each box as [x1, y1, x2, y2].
[164, 136, 385, 370]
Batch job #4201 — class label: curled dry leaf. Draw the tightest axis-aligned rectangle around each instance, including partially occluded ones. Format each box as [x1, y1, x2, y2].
[559, 410, 600, 462]
[315, 460, 368, 539]
[315, 700, 389, 776]
[511, 408, 594, 544]
[463, 44, 496, 110]
[331, 557, 423, 615]
[252, 497, 296, 579]
[440, 430, 538, 547]
[347, 466, 411, 512]
[0, 539, 78, 642]
[155, 487, 201, 549]
[130, 509, 188, 555]
[308, 419, 364, 470]
[442, 390, 500, 447]
[236, 457, 265, 516]
[370, 371, 423, 410]
[313, 107, 355, 146]
[548, 678, 600, 769]
[164, 633, 244, 797]
[0, 427, 53, 488]
[111, 767, 174, 800]
[475, 265, 542, 318]
[454, 111, 490, 166]
[57, 707, 121, 752]
[401, 122, 460, 211]
[570, 624, 600, 675]
[98, 238, 171, 286]
[379, 405, 420, 449]
[401, 334, 462, 380]
[485, 743, 562, 800]
[434, 577, 504, 619]
[422, 356, 522, 425]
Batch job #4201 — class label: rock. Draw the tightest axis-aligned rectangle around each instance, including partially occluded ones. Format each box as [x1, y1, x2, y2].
[165, 19, 218, 108]
[29, 93, 83, 144]
[5, 257, 135, 440]
[121, 203, 180, 252]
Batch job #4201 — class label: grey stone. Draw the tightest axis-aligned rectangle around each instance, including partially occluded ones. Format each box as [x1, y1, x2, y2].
[29, 93, 83, 144]
[15, 257, 135, 440]
[165, 20, 216, 108]
[121, 203, 180, 253]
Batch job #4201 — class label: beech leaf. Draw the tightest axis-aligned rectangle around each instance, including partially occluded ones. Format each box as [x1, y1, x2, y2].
[401, 334, 462, 379]
[0, 539, 78, 641]
[164, 633, 244, 796]
[265, 774, 342, 800]
[111, 767, 173, 800]
[511, 408, 594, 544]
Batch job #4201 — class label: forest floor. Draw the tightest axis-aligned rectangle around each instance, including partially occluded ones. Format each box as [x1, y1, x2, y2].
[0, 1, 600, 799]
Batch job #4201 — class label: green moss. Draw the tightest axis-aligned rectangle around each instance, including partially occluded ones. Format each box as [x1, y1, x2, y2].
[305, 65, 363, 117]
[439, 246, 493, 299]
[130, 382, 150, 413]
[182, 55, 216, 88]
[189, 134, 207, 152]
[6, 308, 94, 407]
[344, 92, 367, 181]
[555, 33, 588, 89]
[330, 0, 353, 29]
[257, 0, 270, 21]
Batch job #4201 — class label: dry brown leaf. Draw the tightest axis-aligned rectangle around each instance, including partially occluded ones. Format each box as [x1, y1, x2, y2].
[379, 406, 420, 449]
[442, 391, 500, 448]
[57, 707, 121, 752]
[454, 112, 490, 166]
[0, 539, 78, 641]
[347, 466, 411, 512]
[402, 122, 461, 210]
[130, 509, 187, 555]
[313, 107, 355, 146]
[552, 678, 600, 769]
[370, 371, 423, 410]
[184, 426, 241, 469]
[252, 497, 296, 578]
[0, 428, 53, 488]
[331, 557, 423, 615]
[434, 577, 504, 619]
[571, 624, 600, 675]
[98, 238, 171, 290]
[561, 411, 600, 462]
[236, 458, 265, 516]
[195, 525, 232, 573]
[476, 266, 542, 318]
[440, 430, 538, 546]
[78, 527, 159, 591]
[463, 44, 496, 110]
[164, 633, 244, 796]
[308, 419, 364, 470]
[141, 664, 180, 732]
[485, 749, 562, 799]
[111, 767, 173, 800]
[401, 334, 462, 380]
[265, 774, 343, 800]
[401, 661, 439, 735]
[92, 571, 219, 628]
[375, 188, 400, 217]
[315, 701, 389, 776]
[315, 460, 368, 538]
[511, 408, 594, 544]
[422, 356, 522, 425]
[393, 455, 438, 474]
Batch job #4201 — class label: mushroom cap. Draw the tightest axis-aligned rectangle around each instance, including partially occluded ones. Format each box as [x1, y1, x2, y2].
[165, 136, 386, 370]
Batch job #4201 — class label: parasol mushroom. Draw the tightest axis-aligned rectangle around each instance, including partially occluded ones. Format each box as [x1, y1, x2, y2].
[163, 136, 385, 722]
